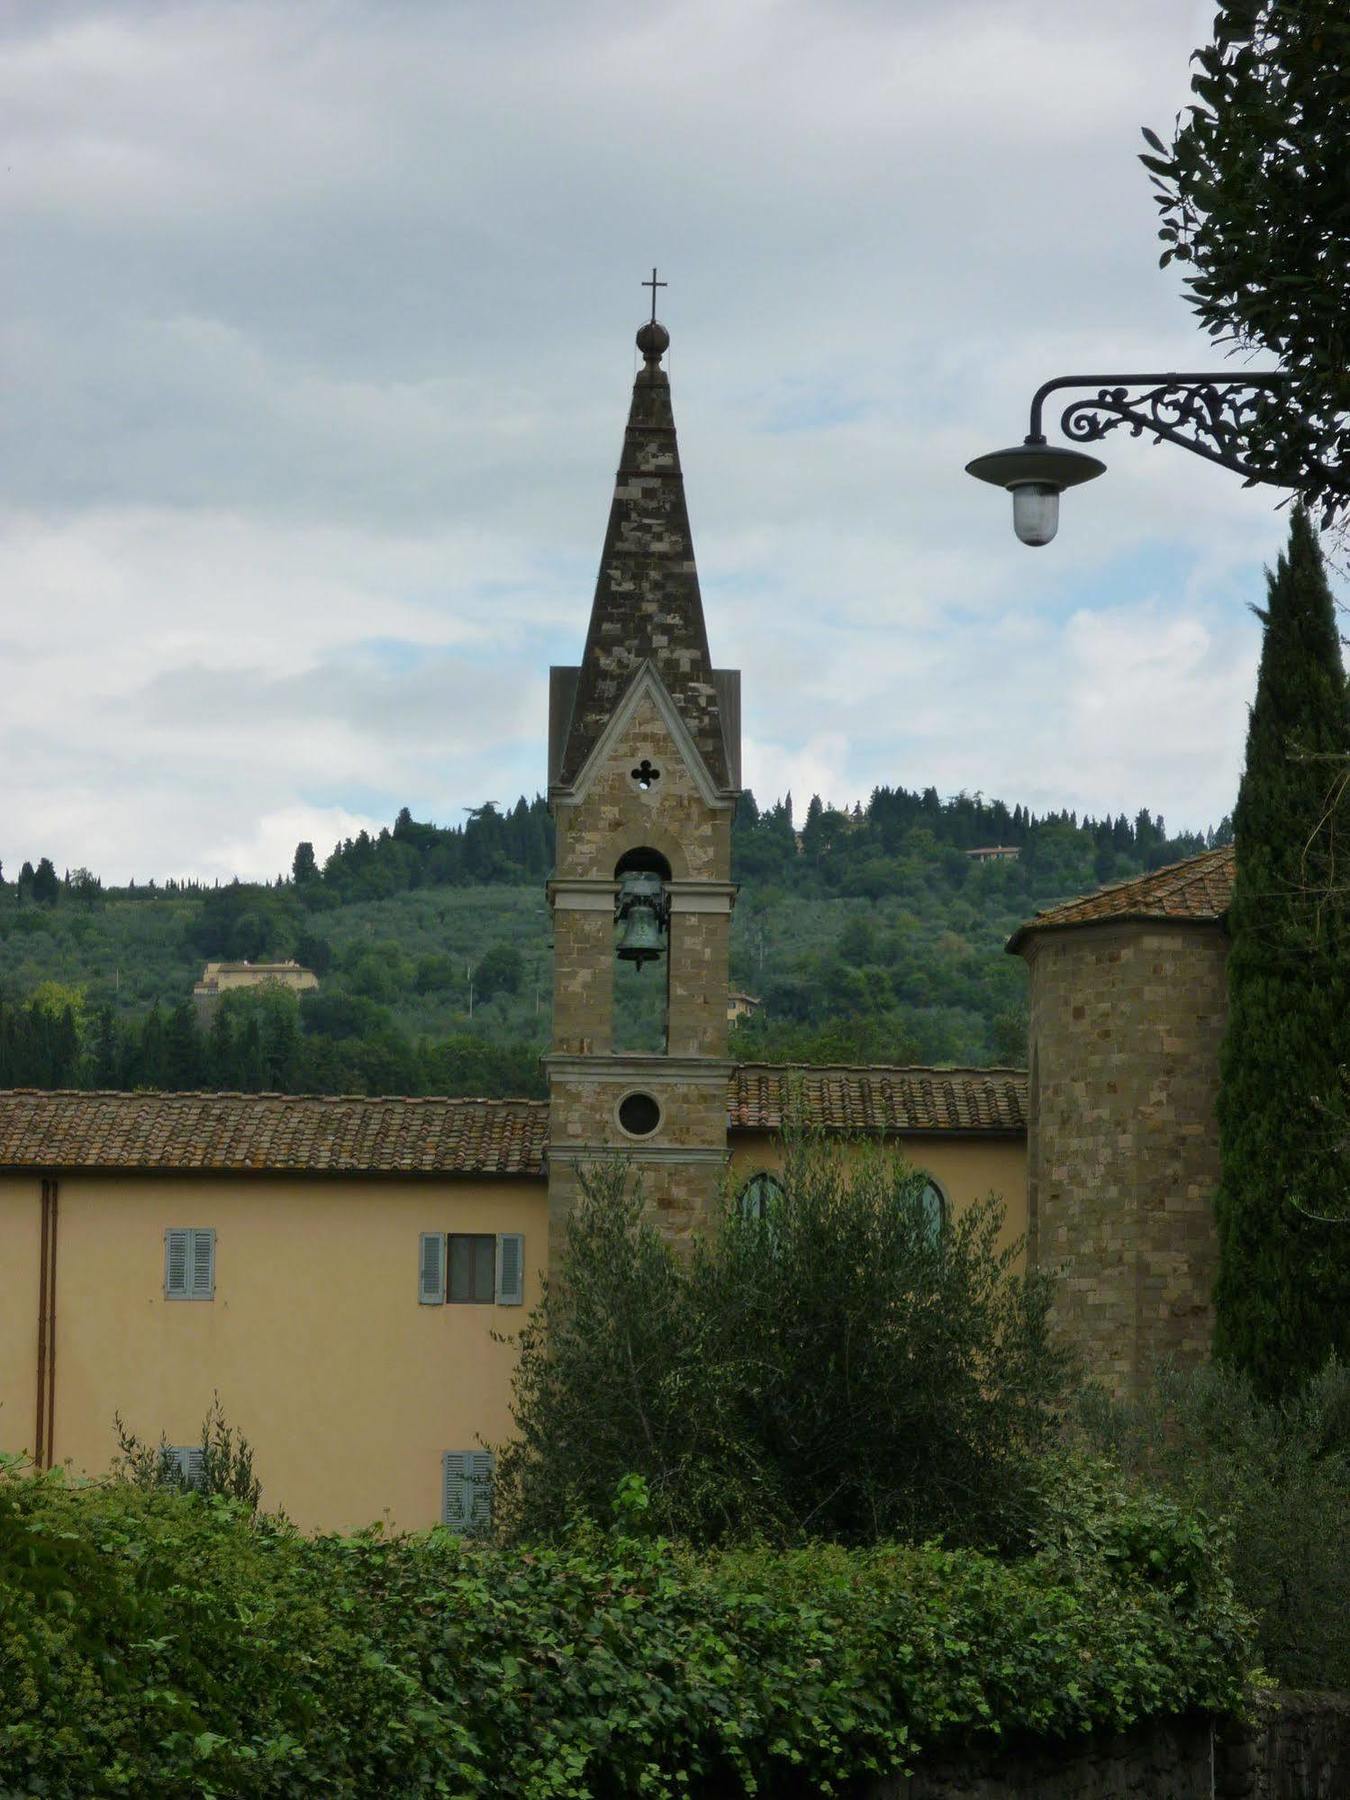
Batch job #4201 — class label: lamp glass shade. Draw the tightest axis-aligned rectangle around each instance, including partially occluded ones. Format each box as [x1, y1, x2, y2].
[1011, 483, 1059, 547]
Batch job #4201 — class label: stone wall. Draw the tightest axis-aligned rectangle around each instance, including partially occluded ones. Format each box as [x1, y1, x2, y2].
[869, 1715, 1213, 1798]
[849, 1694, 1350, 1799]
[546, 1055, 731, 1257]
[551, 909, 614, 1055]
[667, 908, 730, 1058]
[552, 695, 731, 883]
[1224, 1690, 1350, 1800]
[1022, 919, 1228, 1391]
[548, 678, 735, 1261]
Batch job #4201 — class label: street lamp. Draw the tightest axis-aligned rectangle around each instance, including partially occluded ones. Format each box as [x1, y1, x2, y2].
[966, 372, 1288, 545]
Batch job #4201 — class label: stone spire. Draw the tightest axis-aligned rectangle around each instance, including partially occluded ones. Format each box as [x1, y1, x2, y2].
[552, 319, 734, 792]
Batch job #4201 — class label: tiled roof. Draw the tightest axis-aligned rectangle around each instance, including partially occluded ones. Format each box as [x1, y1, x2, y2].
[0, 1063, 1028, 1176]
[1007, 844, 1235, 953]
[727, 1065, 1027, 1135]
[0, 1091, 549, 1176]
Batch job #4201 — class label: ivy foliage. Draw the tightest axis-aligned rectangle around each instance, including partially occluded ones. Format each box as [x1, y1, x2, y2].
[493, 1141, 1070, 1551]
[0, 1456, 1251, 1797]
[1143, 2, 1350, 520]
[1074, 1357, 1350, 1691]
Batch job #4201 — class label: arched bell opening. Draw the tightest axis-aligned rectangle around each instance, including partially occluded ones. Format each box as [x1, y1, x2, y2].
[613, 847, 671, 1053]
[615, 847, 673, 882]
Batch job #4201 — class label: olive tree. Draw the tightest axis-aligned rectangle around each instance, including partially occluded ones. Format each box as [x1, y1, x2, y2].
[493, 1139, 1069, 1549]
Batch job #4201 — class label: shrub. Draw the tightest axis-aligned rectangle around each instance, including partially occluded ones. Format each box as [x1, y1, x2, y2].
[113, 1394, 264, 1515]
[0, 1459, 1252, 1797]
[494, 1138, 1071, 1549]
[1072, 1358, 1350, 1688]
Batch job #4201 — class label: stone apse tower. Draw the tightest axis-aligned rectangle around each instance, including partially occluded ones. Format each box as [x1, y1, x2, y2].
[1010, 847, 1234, 1393]
[546, 312, 741, 1259]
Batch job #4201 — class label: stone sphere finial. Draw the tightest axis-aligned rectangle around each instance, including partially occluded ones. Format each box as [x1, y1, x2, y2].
[636, 319, 670, 363]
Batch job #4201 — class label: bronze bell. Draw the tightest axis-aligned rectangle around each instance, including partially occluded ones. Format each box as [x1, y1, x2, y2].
[615, 871, 667, 970]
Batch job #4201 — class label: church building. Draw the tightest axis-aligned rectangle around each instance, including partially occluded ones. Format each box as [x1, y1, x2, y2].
[0, 312, 1232, 1531]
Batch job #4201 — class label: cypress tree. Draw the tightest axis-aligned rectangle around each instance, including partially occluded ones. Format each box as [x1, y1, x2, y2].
[1213, 507, 1350, 1393]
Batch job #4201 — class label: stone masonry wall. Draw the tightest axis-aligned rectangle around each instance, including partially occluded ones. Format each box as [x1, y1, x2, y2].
[867, 1714, 1214, 1798]
[549, 679, 734, 1263]
[1024, 920, 1228, 1391]
[850, 1694, 1350, 1799]
[553, 696, 731, 883]
[552, 911, 614, 1055]
[667, 911, 730, 1058]
[546, 1062, 730, 1254]
[546, 1147, 727, 1273]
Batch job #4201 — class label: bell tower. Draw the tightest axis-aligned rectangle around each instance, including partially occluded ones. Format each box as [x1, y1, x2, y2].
[546, 302, 741, 1259]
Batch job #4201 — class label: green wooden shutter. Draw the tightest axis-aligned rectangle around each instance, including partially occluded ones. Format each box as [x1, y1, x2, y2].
[419, 1233, 446, 1304]
[166, 1230, 214, 1300]
[468, 1452, 493, 1530]
[495, 1233, 524, 1305]
[163, 1445, 205, 1487]
[442, 1451, 470, 1528]
[189, 1229, 216, 1299]
[164, 1229, 190, 1298]
[442, 1450, 493, 1531]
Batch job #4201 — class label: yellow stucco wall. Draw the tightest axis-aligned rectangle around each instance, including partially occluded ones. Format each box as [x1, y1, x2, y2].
[0, 1131, 1029, 1533]
[726, 1131, 1029, 1261]
[0, 1173, 546, 1533]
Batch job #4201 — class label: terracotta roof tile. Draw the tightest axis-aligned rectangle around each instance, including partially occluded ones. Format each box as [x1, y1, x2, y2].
[0, 1062, 1029, 1175]
[727, 1064, 1027, 1135]
[1007, 844, 1235, 952]
[0, 1091, 549, 1176]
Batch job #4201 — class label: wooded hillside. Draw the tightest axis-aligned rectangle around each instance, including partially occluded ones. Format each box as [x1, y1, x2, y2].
[0, 788, 1228, 1096]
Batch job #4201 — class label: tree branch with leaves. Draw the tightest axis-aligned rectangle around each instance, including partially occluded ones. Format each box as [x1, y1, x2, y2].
[1143, 2, 1349, 524]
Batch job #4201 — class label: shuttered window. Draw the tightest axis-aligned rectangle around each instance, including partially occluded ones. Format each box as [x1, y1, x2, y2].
[448, 1234, 496, 1304]
[495, 1233, 525, 1306]
[419, 1232, 446, 1304]
[442, 1450, 493, 1532]
[164, 1228, 215, 1300]
[420, 1234, 525, 1305]
[161, 1445, 206, 1488]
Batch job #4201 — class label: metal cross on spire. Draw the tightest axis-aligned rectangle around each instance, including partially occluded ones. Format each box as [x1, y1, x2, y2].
[642, 267, 667, 324]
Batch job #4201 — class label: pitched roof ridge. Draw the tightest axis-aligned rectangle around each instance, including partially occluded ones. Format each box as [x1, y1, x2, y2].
[0, 1087, 548, 1107]
[732, 1061, 1026, 1078]
[0, 1087, 549, 1175]
[1008, 842, 1235, 950]
[1043, 842, 1231, 915]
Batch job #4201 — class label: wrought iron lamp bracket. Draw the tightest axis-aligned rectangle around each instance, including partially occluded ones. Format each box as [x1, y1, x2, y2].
[1028, 372, 1288, 485]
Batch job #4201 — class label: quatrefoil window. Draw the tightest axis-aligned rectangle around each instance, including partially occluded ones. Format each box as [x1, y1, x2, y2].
[631, 759, 661, 790]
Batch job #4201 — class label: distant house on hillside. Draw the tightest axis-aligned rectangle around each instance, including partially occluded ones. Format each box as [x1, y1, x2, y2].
[193, 960, 319, 1016]
[727, 990, 762, 1025]
[966, 845, 1020, 862]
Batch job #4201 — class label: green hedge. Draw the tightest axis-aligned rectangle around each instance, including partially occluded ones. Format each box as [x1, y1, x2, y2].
[0, 1459, 1252, 1798]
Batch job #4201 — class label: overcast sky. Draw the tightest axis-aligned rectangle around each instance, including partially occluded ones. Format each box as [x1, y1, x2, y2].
[2, 0, 1336, 884]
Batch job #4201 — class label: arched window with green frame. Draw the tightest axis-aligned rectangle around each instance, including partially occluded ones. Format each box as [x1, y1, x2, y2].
[737, 1171, 786, 1222]
[917, 1174, 947, 1245]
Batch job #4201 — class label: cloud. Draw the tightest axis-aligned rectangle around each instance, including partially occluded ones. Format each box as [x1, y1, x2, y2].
[0, 0, 1336, 881]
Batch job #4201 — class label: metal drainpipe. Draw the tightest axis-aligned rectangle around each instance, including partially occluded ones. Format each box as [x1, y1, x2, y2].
[45, 1177, 58, 1467]
[35, 1177, 50, 1465]
[33, 1176, 59, 1469]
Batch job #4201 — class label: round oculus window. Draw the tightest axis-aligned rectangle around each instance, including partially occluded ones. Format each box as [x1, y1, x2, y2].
[618, 1091, 662, 1138]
